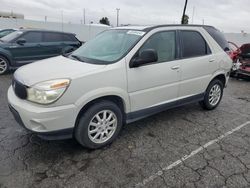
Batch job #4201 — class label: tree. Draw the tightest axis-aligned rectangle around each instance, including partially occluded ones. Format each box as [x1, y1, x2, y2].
[182, 14, 189, 24]
[181, 0, 188, 24]
[99, 17, 110, 26]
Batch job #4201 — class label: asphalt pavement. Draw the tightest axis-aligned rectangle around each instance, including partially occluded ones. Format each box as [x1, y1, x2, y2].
[0, 74, 250, 188]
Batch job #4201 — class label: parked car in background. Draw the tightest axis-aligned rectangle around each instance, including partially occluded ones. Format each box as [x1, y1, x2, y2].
[8, 25, 232, 149]
[0, 29, 82, 75]
[229, 42, 250, 79]
[0, 29, 17, 38]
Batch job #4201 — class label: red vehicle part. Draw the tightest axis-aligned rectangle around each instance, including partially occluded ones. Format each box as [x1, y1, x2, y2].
[229, 42, 250, 78]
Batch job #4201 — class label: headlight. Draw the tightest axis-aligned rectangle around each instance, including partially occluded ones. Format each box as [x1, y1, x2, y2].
[27, 79, 70, 104]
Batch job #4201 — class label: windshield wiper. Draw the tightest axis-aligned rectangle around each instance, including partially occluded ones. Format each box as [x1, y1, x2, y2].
[70, 55, 85, 62]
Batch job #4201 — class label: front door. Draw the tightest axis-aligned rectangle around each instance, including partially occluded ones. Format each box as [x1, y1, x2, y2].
[127, 30, 180, 113]
[9, 31, 45, 64]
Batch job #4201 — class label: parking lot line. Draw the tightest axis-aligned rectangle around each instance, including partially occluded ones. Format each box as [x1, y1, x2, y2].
[135, 121, 250, 187]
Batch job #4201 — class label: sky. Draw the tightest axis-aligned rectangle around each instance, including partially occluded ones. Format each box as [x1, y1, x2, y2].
[0, 0, 249, 33]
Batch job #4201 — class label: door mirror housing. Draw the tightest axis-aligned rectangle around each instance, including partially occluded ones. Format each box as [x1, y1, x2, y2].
[16, 38, 26, 45]
[130, 49, 158, 68]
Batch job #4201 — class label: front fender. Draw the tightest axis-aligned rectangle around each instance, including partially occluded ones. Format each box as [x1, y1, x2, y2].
[75, 87, 130, 114]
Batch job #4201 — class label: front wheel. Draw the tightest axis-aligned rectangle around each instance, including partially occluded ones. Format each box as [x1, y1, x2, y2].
[0, 56, 9, 75]
[199, 79, 224, 110]
[75, 100, 123, 149]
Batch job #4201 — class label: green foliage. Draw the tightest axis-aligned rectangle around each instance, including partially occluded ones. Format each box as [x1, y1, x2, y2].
[182, 14, 189, 24]
[99, 17, 110, 26]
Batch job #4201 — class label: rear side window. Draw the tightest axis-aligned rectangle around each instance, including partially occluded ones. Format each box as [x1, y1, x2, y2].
[43, 32, 63, 42]
[204, 26, 230, 51]
[21, 32, 43, 43]
[63, 34, 77, 42]
[180, 30, 211, 58]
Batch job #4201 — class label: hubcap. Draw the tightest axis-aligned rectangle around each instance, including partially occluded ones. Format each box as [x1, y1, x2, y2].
[0, 58, 7, 74]
[88, 110, 117, 144]
[209, 84, 221, 106]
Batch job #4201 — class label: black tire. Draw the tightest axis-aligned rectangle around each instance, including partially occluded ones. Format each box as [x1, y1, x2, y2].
[199, 79, 224, 110]
[75, 100, 123, 149]
[0, 55, 9, 75]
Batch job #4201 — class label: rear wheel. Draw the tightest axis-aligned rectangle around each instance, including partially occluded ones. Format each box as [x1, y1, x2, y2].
[75, 100, 123, 149]
[0, 56, 9, 75]
[199, 79, 224, 110]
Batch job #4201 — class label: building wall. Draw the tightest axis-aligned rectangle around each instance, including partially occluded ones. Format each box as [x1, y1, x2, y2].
[224, 33, 250, 46]
[0, 18, 110, 41]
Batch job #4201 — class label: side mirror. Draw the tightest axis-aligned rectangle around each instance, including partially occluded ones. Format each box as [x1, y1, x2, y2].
[130, 49, 158, 68]
[16, 38, 26, 45]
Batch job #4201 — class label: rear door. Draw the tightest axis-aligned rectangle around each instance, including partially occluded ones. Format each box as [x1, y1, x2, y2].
[178, 29, 217, 98]
[9, 31, 44, 64]
[42, 32, 64, 58]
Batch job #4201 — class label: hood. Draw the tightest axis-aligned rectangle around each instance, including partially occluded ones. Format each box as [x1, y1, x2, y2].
[14, 56, 106, 86]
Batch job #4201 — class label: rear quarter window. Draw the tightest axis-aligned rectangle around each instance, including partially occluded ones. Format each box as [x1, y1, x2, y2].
[204, 26, 230, 51]
[63, 34, 77, 42]
[43, 32, 63, 42]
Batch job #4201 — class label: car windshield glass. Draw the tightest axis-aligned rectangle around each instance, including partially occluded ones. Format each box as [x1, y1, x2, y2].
[70, 29, 145, 64]
[1, 31, 23, 42]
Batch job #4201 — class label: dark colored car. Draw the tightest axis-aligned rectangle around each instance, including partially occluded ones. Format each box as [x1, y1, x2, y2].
[0, 29, 16, 38]
[0, 29, 82, 75]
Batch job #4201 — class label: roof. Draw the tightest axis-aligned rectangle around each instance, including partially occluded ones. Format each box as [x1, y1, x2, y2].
[114, 24, 214, 32]
[18, 29, 75, 35]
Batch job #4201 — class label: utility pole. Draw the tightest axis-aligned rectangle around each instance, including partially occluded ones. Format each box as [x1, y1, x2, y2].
[202, 19, 205, 25]
[83, 8, 86, 24]
[181, 0, 188, 24]
[116, 8, 120, 27]
[45, 16, 47, 22]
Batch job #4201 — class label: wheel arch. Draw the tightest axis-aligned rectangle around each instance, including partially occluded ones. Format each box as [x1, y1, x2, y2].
[74, 95, 127, 131]
[0, 51, 13, 66]
[211, 73, 226, 87]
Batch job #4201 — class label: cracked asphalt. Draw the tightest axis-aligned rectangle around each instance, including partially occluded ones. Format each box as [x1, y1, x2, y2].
[0, 74, 250, 188]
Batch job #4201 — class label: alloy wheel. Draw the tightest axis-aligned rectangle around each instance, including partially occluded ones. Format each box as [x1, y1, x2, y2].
[88, 110, 117, 144]
[0, 58, 7, 74]
[209, 84, 221, 106]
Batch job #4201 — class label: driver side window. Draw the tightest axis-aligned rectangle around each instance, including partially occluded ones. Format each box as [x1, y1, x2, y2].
[20, 32, 43, 43]
[139, 31, 176, 63]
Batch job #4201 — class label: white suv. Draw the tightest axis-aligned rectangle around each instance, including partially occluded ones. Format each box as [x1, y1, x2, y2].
[8, 25, 232, 148]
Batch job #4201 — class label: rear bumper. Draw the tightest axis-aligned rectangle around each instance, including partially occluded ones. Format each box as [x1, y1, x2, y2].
[8, 86, 77, 140]
[237, 69, 250, 77]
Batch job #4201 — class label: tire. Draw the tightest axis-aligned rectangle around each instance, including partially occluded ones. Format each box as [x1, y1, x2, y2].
[0, 55, 9, 75]
[199, 79, 224, 110]
[75, 100, 123, 149]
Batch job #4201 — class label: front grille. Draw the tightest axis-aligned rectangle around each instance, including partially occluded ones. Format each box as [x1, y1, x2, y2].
[12, 78, 27, 99]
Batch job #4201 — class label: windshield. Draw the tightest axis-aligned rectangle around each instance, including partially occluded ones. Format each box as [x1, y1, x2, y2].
[70, 29, 145, 64]
[0, 31, 23, 42]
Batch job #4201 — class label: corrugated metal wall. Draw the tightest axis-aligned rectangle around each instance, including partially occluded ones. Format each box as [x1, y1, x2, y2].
[0, 18, 110, 42]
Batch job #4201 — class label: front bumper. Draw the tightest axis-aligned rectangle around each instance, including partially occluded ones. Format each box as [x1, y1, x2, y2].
[7, 86, 77, 140]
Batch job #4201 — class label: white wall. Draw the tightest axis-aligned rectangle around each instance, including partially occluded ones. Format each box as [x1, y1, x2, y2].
[0, 18, 110, 42]
[224, 33, 250, 46]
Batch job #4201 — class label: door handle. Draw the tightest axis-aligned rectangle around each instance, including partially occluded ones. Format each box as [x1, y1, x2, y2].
[209, 59, 215, 62]
[171, 65, 180, 70]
